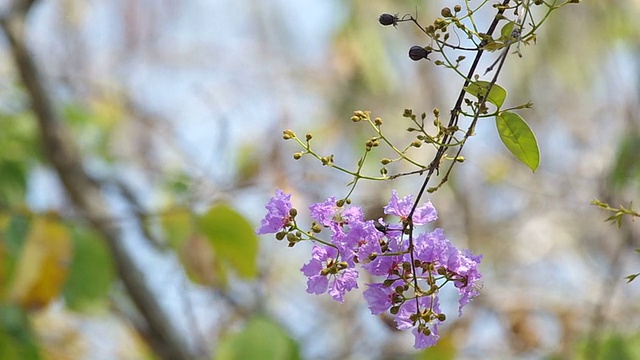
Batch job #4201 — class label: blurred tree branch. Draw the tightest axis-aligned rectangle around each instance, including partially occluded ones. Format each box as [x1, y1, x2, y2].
[0, 6, 195, 360]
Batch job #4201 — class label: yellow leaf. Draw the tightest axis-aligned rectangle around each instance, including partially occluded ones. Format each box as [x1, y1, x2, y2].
[9, 216, 72, 310]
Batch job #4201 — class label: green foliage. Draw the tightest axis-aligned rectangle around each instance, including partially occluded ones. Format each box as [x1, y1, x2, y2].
[574, 332, 640, 360]
[215, 316, 300, 360]
[416, 333, 457, 359]
[0, 214, 31, 298]
[0, 112, 39, 206]
[63, 227, 115, 311]
[197, 204, 258, 279]
[0, 304, 41, 360]
[464, 81, 507, 109]
[161, 207, 193, 249]
[496, 111, 540, 172]
[609, 132, 640, 190]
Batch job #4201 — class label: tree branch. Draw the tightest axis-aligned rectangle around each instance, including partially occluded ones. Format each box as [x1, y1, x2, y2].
[0, 11, 195, 360]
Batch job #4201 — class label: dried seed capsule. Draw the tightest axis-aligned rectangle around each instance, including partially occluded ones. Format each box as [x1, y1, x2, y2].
[408, 46, 430, 61]
[378, 13, 398, 26]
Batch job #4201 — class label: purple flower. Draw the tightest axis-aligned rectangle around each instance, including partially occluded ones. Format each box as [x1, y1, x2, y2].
[413, 229, 482, 315]
[309, 197, 337, 227]
[339, 220, 382, 264]
[363, 283, 393, 315]
[328, 268, 358, 303]
[394, 296, 442, 349]
[300, 245, 359, 303]
[309, 197, 364, 237]
[412, 326, 439, 349]
[452, 250, 482, 315]
[362, 235, 405, 277]
[384, 190, 437, 226]
[257, 189, 292, 234]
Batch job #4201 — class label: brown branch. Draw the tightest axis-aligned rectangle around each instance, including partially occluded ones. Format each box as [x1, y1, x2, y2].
[0, 11, 195, 360]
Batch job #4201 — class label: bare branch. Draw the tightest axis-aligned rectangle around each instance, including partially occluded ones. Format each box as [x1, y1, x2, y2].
[0, 11, 195, 360]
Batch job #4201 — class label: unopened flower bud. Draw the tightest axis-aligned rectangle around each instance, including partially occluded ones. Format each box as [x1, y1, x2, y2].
[293, 152, 303, 160]
[350, 115, 360, 122]
[380, 158, 392, 165]
[305, 133, 313, 141]
[437, 313, 446, 321]
[454, 5, 462, 12]
[289, 208, 298, 218]
[455, 156, 465, 163]
[411, 140, 422, 148]
[441, 7, 452, 17]
[311, 223, 322, 233]
[378, 13, 398, 26]
[275, 232, 286, 240]
[374, 117, 382, 125]
[354, 110, 366, 118]
[336, 199, 345, 207]
[283, 129, 295, 139]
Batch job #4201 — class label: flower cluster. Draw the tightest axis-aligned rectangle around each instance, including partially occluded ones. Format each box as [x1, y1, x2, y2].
[257, 189, 482, 349]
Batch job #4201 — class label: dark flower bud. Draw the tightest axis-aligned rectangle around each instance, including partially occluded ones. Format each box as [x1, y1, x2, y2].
[454, 5, 462, 12]
[378, 13, 398, 27]
[408, 46, 430, 61]
[441, 7, 452, 17]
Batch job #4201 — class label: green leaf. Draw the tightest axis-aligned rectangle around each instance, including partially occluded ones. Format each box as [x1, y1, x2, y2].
[481, 40, 506, 52]
[215, 316, 300, 360]
[417, 332, 457, 359]
[63, 228, 115, 311]
[0, 161, 27, 206]
[161, 207, 193, 249]
[626, 273, 640, 283]
[500, 21, 516, 41]
[197, 204, 258, 279]
[496, 111, 540, 172]
[609, 132, 640, 189]
[0, 214, 31, 299]
[0, 304, 41, 360]
[465, 81, 507, 109]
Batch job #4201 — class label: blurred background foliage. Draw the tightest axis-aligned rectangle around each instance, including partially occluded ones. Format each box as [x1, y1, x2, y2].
[0, 0, 639, 359]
